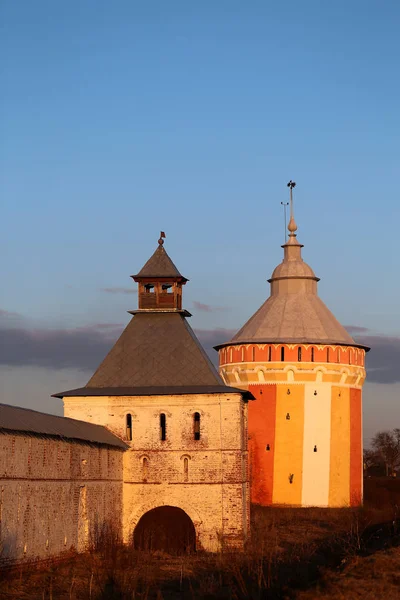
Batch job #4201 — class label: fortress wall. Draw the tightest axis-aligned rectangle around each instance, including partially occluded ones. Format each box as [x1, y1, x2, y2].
[0, 432, 123, 563]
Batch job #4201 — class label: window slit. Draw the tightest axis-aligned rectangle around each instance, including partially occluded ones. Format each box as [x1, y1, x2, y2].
[160, 413, 166, 441]
[194, 412, 201, 441]
[126, 414, 132, 441]
[142, 457, 148, 482]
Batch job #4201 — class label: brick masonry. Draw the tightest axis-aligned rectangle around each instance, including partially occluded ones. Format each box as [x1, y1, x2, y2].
[64, 392, 250, 551]
[0, 433, 123, 562]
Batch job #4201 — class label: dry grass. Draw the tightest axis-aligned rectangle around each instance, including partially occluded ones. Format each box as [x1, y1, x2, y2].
[1, 478, 400, 599]
[296, 546, 400, 600]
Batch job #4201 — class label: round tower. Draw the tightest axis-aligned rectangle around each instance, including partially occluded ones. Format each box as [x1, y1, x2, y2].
[216, 184, 369, 508]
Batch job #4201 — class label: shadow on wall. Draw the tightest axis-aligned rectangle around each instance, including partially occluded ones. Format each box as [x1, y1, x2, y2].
[133, 506, 196, 554]
[0, 532, 18, 565]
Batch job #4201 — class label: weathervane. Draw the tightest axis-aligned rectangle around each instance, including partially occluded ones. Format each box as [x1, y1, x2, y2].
[158, 231, 166, 246]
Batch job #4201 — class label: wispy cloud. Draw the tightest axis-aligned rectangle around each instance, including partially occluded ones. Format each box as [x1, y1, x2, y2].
[101, 287, 135, 294]
[356, 333, 400, 384]
[0, 309, 399, 385]
[193, 301, 230, 313]
[0, 309, 22, 318]
[0, 310, 124, 371]
[345, 325, 370, 334]
[195, 328, 236, 366]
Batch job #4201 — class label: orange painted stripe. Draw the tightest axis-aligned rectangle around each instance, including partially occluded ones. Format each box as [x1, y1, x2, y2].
[350, 388, 362, 506]
[248, 384, 276, 505]
[273, 385, 304, 505]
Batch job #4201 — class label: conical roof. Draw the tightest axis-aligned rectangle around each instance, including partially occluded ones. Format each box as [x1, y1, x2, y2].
[229, 293, 356, 346]
[218, 188, 366, 349]
[133, 244, 187, 280]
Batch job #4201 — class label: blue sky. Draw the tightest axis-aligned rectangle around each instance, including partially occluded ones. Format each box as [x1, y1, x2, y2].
[1, 1, 399, 442]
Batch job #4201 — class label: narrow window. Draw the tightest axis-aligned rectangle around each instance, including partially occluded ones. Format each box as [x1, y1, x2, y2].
[194, 412, 201, 441]
[327, 348, 330, 363]
[126, 414, 132, 441]
[311, 347, 314, 362]
[349, 349, 352, 365]
[183, 457, 189, 482]
[229, 348, 233, 362]
[268, 346, 272, 361]
[298, 347, 302, 362]
[280, 346, 285, 361]
[337, 348, 341, 363]
[142, 457, 149, 482]
[160, 413, 166, 441]
[252, 346, 255, 361]
[241, 347, 245, 362]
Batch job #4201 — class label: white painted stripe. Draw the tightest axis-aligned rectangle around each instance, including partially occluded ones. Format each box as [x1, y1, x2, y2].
[301, 383, 331, 507]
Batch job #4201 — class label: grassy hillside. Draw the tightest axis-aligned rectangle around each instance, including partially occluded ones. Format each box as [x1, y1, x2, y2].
[1, 477, 400, 599]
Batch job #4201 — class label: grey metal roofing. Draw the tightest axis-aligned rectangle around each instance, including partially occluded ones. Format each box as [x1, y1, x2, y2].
[224, 294, 359, 347]
[53, 385, 254, 400]
[216, 227, 369, 351]
[133, 245, 187, 280]
[79, 312, 226, 389]
[0, 403, 127, 449]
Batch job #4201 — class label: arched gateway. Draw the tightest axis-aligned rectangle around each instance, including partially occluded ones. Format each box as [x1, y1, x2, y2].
[133, 506, 196, 554]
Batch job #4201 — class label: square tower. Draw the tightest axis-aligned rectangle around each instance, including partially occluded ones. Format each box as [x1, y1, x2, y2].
[55, 236, 252, 551]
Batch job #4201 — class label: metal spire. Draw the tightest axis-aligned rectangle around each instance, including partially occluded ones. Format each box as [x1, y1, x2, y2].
[280, 201, 289, 243]
[286, 180, 297, 235]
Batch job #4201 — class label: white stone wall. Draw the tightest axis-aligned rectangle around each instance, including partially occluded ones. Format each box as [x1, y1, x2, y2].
[64, 393, 249, 551]
[0, 433, 123, 563]
[301, 383, 332, 506]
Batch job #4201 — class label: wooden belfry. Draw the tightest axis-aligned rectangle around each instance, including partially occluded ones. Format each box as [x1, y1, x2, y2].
[132, 232, 188, 311]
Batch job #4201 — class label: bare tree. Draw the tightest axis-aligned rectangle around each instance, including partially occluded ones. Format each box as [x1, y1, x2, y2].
[363, 448, 379, 472]
[371, 429, 400, 477]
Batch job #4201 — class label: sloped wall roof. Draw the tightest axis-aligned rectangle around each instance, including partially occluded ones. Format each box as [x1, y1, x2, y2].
[0, 403, 127, 449]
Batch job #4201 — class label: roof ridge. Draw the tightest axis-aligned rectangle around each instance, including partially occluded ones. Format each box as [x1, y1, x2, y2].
[0, 403, 128, 448]
[0, 402, 113, 432]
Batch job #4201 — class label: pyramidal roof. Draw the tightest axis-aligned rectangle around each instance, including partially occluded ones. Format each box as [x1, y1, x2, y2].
[133, 244, 187, 280]
[54, 240, 252, 399]
[218, 185, 368, 350]
[85, 312, 224, 388]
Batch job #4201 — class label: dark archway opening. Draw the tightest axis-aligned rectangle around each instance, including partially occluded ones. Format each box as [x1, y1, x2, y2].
[133, 506, 196, 554]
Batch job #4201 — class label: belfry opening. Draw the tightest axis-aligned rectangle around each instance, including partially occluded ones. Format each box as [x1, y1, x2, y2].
[133, 506, 196, 554]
